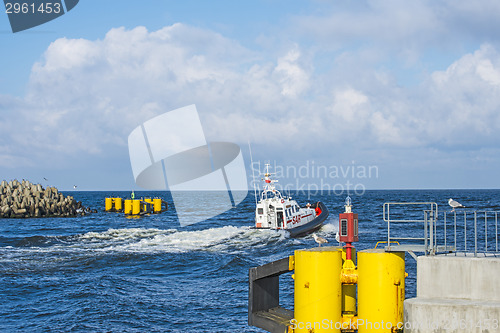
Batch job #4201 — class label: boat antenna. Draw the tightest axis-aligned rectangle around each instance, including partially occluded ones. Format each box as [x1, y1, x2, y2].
[248, 140, 258, 205]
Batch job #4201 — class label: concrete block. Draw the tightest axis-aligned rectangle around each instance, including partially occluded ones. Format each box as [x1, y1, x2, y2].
[417, 255, 500, 302]
[404, 297, 500, 333]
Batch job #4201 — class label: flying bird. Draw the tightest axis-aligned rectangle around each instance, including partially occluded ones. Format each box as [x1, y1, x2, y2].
[43, 177, 48, 181]
[448, 198, 465, 212]
[73, 185, 77, 189]
[312, 233, 328, 247]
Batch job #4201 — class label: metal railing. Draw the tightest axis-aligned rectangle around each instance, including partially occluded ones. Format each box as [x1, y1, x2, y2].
[444, 210, 499, 256]
[384, 202, 440, 255]
[383, 202, 500, 256]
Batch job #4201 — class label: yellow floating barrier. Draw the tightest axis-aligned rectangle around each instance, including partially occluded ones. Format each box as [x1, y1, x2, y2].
[109, 197, 166, 216]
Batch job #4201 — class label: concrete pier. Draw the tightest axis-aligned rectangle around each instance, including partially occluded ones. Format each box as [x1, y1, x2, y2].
[404, 254, 500, 332]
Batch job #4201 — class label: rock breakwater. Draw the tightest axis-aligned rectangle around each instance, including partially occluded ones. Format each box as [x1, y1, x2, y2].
[0, 179, 88, 218]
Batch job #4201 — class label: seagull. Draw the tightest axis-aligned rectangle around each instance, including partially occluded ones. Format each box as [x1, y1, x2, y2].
[312, 233, 328, 247]
[448, 198, 465, 212]
[73, 185, 77, 189]
[43, 177, 48, 181]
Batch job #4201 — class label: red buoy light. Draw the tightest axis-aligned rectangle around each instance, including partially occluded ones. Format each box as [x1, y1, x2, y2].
[339, 196, 358, 260]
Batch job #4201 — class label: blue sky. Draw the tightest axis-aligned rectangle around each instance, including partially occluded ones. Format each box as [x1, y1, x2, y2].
[1, 0, 500, 190]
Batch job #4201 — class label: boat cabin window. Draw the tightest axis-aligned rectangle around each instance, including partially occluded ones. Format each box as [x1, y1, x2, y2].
[277, 212, 283, 228]
[257, 208, 264, 215]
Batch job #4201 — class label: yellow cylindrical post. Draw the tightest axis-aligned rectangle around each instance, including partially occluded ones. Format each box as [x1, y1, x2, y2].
[114, 198, 123, 211]
[357, 249, 405, 333]
[124, 199, 132, 215]
[105, 198, 113, 211]
[153, 198, 162, 213]
[132, 199, 141, 215]
[294, 247, 342, 332]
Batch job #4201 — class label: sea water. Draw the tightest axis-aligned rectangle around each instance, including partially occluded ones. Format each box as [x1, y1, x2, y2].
[1, 189, 499, 332]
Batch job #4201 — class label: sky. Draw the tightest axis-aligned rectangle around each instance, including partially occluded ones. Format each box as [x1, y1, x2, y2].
[1, 0, 500, 191]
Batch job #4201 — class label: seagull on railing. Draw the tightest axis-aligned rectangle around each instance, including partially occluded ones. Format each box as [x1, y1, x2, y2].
[448, 198, 465, 212]
[312, 233, 328, 247]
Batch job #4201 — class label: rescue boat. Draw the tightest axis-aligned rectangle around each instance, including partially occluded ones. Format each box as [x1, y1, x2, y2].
[254, 164, 329, 237]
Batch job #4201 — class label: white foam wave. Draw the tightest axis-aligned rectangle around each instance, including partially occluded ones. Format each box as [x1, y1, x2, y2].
[69, 226, 288, 254]
[320, 220, 339, 235]
[78, 228, 172, 242]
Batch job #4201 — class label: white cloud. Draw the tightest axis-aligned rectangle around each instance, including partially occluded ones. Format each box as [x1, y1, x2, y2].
[272, 46, 310, 97]
[476, 59, 500, 86]
[330, 88, 369, 123]
[424, 44, 500, 146]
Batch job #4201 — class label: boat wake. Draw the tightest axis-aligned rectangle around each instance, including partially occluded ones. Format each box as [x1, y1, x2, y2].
[0, 226, 291, 260]
[76, 226, 291, 253]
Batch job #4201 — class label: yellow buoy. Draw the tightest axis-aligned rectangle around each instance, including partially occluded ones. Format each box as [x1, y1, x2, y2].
[153, 198, 162, 213]
[293, 246, 343, 332]
[132, 199, 141, 215]
[124, 199, 132, 215]
[114, 198, 123, 211]
[357, 249, 405, 333]
[105, 198, 113, 211]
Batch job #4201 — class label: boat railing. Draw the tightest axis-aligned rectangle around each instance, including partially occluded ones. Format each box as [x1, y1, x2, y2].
[260, 188, 282, 201]
[383, 202, 500, 257]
